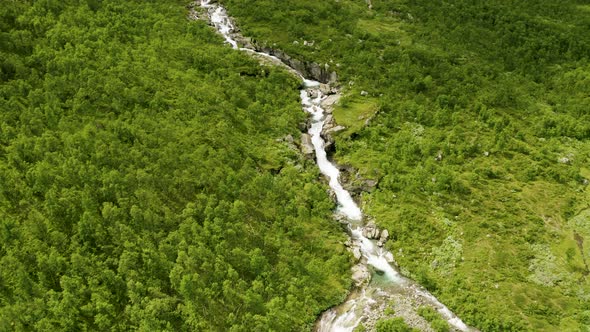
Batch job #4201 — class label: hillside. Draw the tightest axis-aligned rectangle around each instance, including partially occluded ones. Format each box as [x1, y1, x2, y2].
[0, 1, 351, 330]
[218, 0, 590, 330]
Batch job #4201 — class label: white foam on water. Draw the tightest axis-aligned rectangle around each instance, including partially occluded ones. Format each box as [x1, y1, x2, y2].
[201, 0, 238, 49]
[300, 90, 362, 221]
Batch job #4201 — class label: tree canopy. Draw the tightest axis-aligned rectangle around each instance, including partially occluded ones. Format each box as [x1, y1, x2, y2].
[0, 1, 351, 330]
[219, 0, 590, 330]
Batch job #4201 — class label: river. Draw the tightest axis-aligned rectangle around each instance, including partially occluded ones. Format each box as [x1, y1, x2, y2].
[194, 1, 476, 331]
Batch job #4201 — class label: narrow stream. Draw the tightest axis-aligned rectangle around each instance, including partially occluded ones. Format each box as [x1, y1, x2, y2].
[194, 1, 476, 331]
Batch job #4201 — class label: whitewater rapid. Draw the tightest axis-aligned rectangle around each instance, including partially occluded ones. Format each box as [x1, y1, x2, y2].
[195, 1, 474, 331]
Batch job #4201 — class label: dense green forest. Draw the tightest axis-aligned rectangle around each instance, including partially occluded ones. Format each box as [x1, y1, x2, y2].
[0, 1, 352, 330]
[3, 0, 590, 330]
[219, 0, 590, 330]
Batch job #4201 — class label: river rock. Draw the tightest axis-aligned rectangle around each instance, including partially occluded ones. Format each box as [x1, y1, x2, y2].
[320, 83, 337, 95]
[363, 223, 380, 240]
[321, 115, 338, 150]
[380, 229, 389, 243]
[384, 251, 395, 264]
[323, 114, 334, 130]
[324, 134, 335, 150]
[377, 229, 388, 247]
[352, 247, 362, 261]
[300, 133, 314, 157]
[329, 71, 338, 84]
[321, 94, 340, 109]
[377, 231, 387, 247]
[310, 63, 324, 82]
[351, 264, 371, 287]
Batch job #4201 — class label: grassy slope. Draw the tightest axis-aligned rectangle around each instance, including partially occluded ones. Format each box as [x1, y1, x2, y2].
[220, 0, 590, 330]
[0, 1, 351, 330]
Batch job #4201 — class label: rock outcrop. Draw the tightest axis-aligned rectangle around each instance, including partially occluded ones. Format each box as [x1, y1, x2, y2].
[320, 83, 338, 95]
[384, 252, 395, 264]
[351, 264, 371, 287]
[253, 45, 338, 84]
[362, 222, 390, 247]
[320, 110, 347, 152]
[362, 222, 380, 240]
[378, 229, 389, 247]
[300, 133, 314, 157]
[320, 94, 340, 111]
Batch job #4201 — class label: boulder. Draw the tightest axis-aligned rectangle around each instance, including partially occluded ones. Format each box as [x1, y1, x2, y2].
[352, 247, 362, 261]
[377, 230, 388, 246]
[321, 94, 341, 109]
[329, 71, 338, 84]
[380, 229, 389, 243]
[321, 115, 342, 150]
[373, 227, 380, 239]
[323, 114, 334, 129]
[319, 83, 337, 95]
[324, 134, 335, 150]
[319, 84, 331, 95]
[362, 223, 380, 239]
[361, 179, 378, 193]
[300, 133, 314, 157]
[351, 264, 371, 287]
[384, 252, 395, 264]
[310, 63, 324, 82]
[308, 89, 319, 99]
